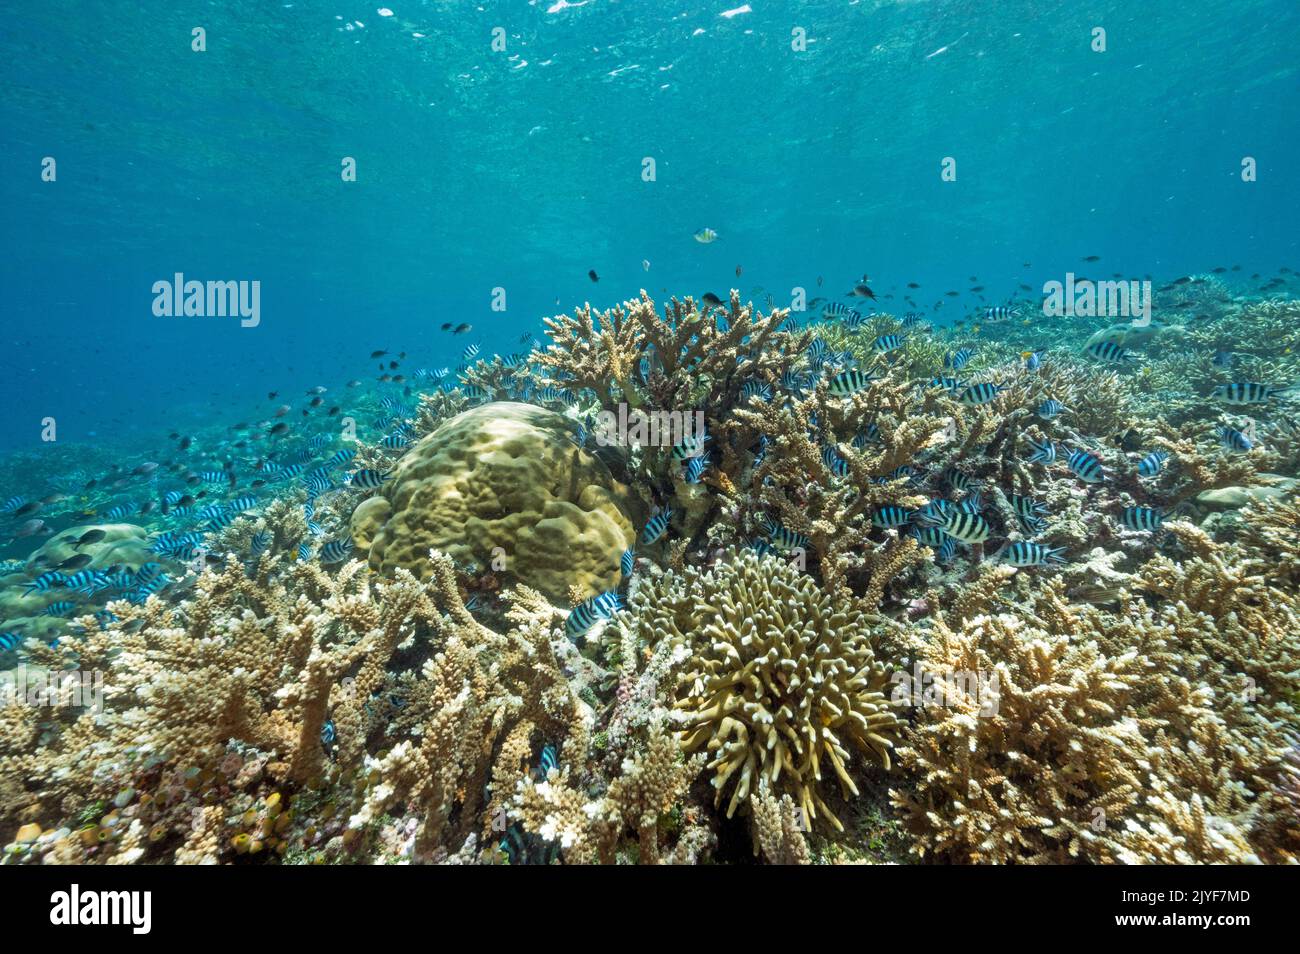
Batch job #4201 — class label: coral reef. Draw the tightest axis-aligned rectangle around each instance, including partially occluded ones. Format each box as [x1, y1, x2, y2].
[2, 289, 1298, 867]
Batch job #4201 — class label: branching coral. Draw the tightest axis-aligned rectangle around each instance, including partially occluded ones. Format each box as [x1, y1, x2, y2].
[615, 549, 900, 832]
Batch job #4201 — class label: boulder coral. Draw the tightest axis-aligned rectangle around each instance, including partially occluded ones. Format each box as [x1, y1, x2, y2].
[351, 402, 638, 605]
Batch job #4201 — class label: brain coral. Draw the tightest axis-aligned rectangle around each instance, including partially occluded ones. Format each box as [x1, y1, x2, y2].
[351, 402, 638, 605]
[619, 549, 901, 831]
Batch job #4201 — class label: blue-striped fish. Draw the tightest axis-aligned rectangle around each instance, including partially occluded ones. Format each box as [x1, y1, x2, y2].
[43, 601, 77, 617]
[1007, 494, 1048, 520]
[871, 505, 913, 528]
[945, 348, 975, 371]
[740, 380, 772, 402]
[0, 632, 23, 650]
[620, 548, 635, 577]
[1067, 448, 1106, 483]
[565, 590, 623, 639]
[349, 468, 390, 489]
[1136, 450, 1169, 477]
[1036, 399, 1066, 420]
[873, 334, 905, 355]
[684, 455, 708, 483]
[0, 496, 25, 514]
[827, 369, 876, 397]
[767, 524, 809, 552]
[927, 376, 963, 392]
[320, 537, 355, 563]
[25, 570, 66, 594]
[1120, 506, 1163, 531]
[985, 305, 1014, 322]
[536, 744, 559, 780]
[957, 382, 1005, 405]
[641, 510, 673, 545]
[822, 446, 849, 478]
[1215, 425, 1252, 452]
[1025, 437, 1056, 465]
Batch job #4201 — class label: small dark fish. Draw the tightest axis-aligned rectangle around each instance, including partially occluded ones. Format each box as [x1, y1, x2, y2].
[1082, 255, 1100, 262]
[701, 292, 723, 307]
[588, 269, 599, 282]
[73, 529, 106, 548]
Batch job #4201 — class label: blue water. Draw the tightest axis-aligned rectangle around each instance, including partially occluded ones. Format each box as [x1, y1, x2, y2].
[2, 0, 1297, 450]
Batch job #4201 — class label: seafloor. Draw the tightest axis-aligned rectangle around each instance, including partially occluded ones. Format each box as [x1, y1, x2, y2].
[1, 279, 1298, 864]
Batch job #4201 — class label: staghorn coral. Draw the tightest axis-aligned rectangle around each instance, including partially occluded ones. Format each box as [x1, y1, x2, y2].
[891, 512, 1300, 864]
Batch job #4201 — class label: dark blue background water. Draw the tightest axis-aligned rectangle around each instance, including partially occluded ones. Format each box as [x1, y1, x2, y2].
[2, 0, 1297, 452]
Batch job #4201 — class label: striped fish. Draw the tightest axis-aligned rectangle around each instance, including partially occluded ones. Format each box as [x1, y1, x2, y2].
[822, 446, 849, 478]
[25, 570, 66, 594]
[1007, 494, 1048, 519]
[740, 380, 772, 402]
[620, 548, 635, 577]
[1085, 340, 1135, 363]
[0, 496, 26, 514]
[1000, 541, 1067, 566]
[1137, 450, 1169, 477]
[1036, 399, 1066, 420]
[0, 632, 23, 651]
[941, 509, 992, 544]
[43, 601, 77, 617]
[320, 537, 355, 563]
[927, 376, 963, 392]
[324, 448, 357, 469]
[873, 334, 906, 354]
[1213, 382, 1286, 405]
[672, 431, 709, 461]
[684, 456, 708, 483]
[871, 505, 913, 528]
[349, 468, 390, 489]
[957, 382, 1005, 405]
[827, 369, 876, 396]
[1120, 506, 1164, 531]
[853, 425, 880, 448]
[943, 467, 972, 491]
[565, 590, 623, 639]
[1217, 425, 1253, 452]
[1025, 437, 1057, 465]
[1067, 448, 1106, 483]
[985, 306, 1013, 321]
[945, 348, 975, 371]
[641, 510, 673, 545]
[536, 744, 559, 779]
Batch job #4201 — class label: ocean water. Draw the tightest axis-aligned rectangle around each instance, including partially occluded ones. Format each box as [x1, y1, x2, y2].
[1, 0, 1297, 452]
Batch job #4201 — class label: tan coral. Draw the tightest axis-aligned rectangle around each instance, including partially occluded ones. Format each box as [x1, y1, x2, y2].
[352, 402, 639, 605]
